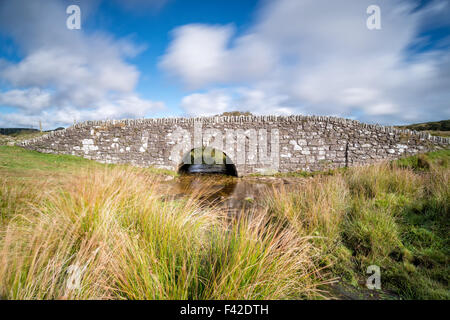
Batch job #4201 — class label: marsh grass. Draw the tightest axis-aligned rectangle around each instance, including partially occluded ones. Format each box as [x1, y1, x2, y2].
[0, 146, 448, 299]
[266, 176, 349, 252]
[0, 166, 321, 300]
[265, 152, 449, 299]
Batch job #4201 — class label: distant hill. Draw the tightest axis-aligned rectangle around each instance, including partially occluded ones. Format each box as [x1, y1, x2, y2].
[396, 120, 450, 131]
[0, 127, 65, 136]
[396, 120, 450, 138]
[0, 127, 63, 146]
[0, 128, 40, 136]
[217, 111, 253, 117]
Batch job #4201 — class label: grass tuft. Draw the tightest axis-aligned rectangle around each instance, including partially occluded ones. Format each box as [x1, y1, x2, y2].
[0, 146, 448, 300]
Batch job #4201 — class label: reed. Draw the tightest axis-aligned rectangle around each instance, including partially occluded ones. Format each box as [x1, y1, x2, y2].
[0, 167, 321, 299]
[0, 146, 448, 299]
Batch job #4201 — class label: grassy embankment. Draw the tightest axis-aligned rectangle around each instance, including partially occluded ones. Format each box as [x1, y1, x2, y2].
[396, 119, 450, 138]
[0, 146, 448, 299]
[0, 146, 320, 299]
[0, 129, 46, 146]
[267, 150, 449, 299]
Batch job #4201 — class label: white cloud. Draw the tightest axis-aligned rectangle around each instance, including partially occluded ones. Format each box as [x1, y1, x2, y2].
[181, 87, 293, 117]
[0, 0, 164, 129]
[1, 47, 140, 110]
[162, 0, 450, 124]
[181, 90, 232, 116]
[160, 24, 276, 89]
[0, 94, 164, 129]
[235, 88, 292, 115]
[0, 88, 51, 111]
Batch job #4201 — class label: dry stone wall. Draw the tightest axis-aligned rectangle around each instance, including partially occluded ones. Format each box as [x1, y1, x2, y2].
[20, 115, 449, 176]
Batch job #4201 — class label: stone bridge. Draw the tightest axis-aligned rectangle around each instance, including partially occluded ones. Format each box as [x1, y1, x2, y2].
[21, 115, 449, 176]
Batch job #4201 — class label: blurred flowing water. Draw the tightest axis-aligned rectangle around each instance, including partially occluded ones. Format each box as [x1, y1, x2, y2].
[159, 171, 303, 215]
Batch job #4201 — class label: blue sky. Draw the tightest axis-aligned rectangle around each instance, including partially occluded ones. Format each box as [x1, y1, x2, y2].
[0, 0, 449, 129]
[90, 0, 260, 116]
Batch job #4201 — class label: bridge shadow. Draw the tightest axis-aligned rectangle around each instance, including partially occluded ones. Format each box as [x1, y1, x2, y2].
[178, 147, 238, 177]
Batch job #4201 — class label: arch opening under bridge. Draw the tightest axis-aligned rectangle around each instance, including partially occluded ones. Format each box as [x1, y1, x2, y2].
[178, 147, 238, 176]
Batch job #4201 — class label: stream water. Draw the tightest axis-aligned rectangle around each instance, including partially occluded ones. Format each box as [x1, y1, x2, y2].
[159, 171, 305, 215]
[158, 170, 375, 300]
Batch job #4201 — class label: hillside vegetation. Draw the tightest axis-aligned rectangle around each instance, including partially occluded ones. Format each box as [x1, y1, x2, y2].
[0, 146, 448, 299]
[396, 120, 450, 137]
[0, 130, 46, 146]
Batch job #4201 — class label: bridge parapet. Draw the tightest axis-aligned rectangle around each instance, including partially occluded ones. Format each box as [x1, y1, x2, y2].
[20, 115, 449, 176]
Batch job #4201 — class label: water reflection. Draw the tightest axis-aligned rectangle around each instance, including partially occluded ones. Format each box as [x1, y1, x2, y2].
[160, 173, 290, 215]
[178, 148, 238, 176]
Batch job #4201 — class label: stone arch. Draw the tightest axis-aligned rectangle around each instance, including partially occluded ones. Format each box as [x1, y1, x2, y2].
[177, 147, 238, 176]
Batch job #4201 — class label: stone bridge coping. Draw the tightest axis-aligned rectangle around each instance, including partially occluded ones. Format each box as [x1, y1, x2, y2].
[20, 115, 450, 146]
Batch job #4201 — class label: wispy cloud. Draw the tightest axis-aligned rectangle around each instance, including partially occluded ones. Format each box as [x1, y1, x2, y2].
[0, 0, 164, 129]
[161, 0, 450, 124]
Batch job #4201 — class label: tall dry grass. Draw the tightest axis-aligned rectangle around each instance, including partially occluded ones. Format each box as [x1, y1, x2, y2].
[1, 150, 448, 300]
[265, 158, 450, 298]
[0, 167, 321, 299]
[266, 176, 349, 242]
[266, 163, 425, 256]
